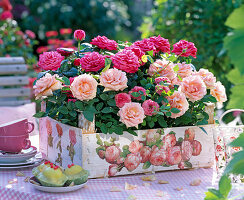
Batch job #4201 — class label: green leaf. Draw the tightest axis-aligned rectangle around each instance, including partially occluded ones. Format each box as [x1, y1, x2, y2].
[202, 95, 217, 103]
[75, 101, 84, 110]
[96, 102, 104, 111]
[61, 87, 70, 91]
[171, 108, 180, 114]
[147, 55, 154, 63]
[229, 133, 244, 148]
[107, 99, 116, 107]
[225, 5, 244, 29]
[69, 110, 77, 117]
[101, 107, 113, 113]
[165, 112, 171, 117]
[158, 116, 167, 127]
[148, 120, 155, 128]
[143, 161, 151, 169]
[102, 58, 112, 73]
[100, 93, 108, 101]
[131, 92, 140, 97]
[219, 175, 231, 198]
[199, 127, 208, 135]
[141, 95, 146, 101]
[33, 112, 47, 118]
[147, 50, 154, 57]
[62, 76, 70, 85]
[224, 150, 244, 175]
[127, 129, 138, 136]
[83, 110, 94, 122]
[184, 161, 192, 168]
[58, 106, 68, 114]
[205, 189, 222, 200]
[173, 64, 179, 72]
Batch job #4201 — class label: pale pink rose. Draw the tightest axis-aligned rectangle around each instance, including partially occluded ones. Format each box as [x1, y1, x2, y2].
[155, 84, 170, 95]
[171, 77, 181, 86]
[116, 157, 125, 164]
[115, 93, 131, 108]
[180, 75, 207, 102]
[34, 73, 62, 99]
[149, 147, 167, 166]
[118, 102, 145, 128]
[70, 74, 98, 101]
[69, 130, 76, 145]
[100, 68, 127, 91]
[184, 128, 195, 142]
[192, 140, 202, 156]
[108, 164, 118, 176]
[105, 146, 121, 164]
[210, 81, 227, 103]
[176, 62, 193, 79]
[142, 100, 159, 116]
[129, 140, 143, 154]
[196, 69, 216, 89]
[181, 141, 193, 161]
[166, 91, 189, 118]
[162, 134, 177, 150]
[146, 130, 161, 146]
[148, 59, 176, 81]
[178, 161, 185, 169]
[139, 146, 151, 163]
[98, 150, 105, 159]
[124, 153, 141, 171]
[167, 146, 182, 165]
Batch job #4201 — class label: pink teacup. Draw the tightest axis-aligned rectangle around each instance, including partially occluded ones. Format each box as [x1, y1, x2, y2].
[0, 135, 31, 153]
[0, 118, 34, 137]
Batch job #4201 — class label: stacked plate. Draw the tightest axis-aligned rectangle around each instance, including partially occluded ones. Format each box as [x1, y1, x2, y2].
[0, 146, 44, 169]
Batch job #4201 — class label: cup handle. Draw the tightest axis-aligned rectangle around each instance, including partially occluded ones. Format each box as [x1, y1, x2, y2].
[27, 122, 34, 133]
[23, 139, 31, 150]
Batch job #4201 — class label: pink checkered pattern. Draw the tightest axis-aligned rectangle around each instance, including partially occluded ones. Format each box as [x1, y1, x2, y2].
[0, 168, 241, 200]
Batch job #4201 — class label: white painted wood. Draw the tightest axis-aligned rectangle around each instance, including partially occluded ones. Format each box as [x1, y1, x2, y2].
[0, 64, 27, 75]
[0, 76, 29, 86]
[0, 57, 25, 64]
[0, 88, 30, 97]
[0, 99, 31, 106]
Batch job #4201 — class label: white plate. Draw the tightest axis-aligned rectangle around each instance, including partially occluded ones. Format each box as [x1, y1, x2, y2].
[0, 160, 42, 169]
[29, 177, 87, 193]
[0, 146, 37, 163]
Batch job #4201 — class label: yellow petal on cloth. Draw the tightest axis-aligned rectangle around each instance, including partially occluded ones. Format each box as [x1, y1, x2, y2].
[125, 182, 137, 190]
[190, 179, 201, 186]
[110, 186, 122, 192]
[158, 180, 169, 184]
[141, 175, 156, 181]
[16, 171, 25, 177]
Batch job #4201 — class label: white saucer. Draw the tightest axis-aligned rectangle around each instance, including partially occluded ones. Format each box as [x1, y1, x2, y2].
[0, 146, 37, 163]
[29, 177, 87, 193]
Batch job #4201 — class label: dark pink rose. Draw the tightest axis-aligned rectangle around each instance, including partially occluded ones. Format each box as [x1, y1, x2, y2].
[167, 146, 182, 165]
[129, 86, 146, 101]
[73, 58, 81, 66]
[172, 40, 197, 58]
[69, 130, 76, 145]
[67, 99, 77, 103]
[133, 38, 156, 53]
[0, 39, 3, 45]
[184, 128, 195, 142]
[80, 52, 105, 72]
[162, 134, 177, 149]
[154, 77, 170, 85]
[0, 11, 12, 20]
[74, 29, 85, 41]
[142, 100, 159, 116]
[90, 35, 117, 51]
[115, 93, 131, 108]
[140, 146, 151, 163]
[25, 30, 36, 39]
[181, 141, 193, 161]
[105, 146, 121, 164]
[192, 140, 202, 156]
[98, 150, 105, 159]
[112, 49, 140, 73]
[108, 164, 118, 176]
[125, 45, 145, 63]
[124, 153, 141, 171]
[38, 51, 64, 71]
[149, 147, 167, 166]
[178, 161, 185, 169]
[56, 48, 74, 57]
[149, 35, 170, 53]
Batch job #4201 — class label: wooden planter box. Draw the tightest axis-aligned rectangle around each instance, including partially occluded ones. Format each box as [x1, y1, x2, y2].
[39, 104, 215, 178]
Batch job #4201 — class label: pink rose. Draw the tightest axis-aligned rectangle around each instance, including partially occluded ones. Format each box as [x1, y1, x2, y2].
[167, 146, 182, 165]
[118, 102, 145, 128]
[184, 128, 195, 142]
[162, 134, 177, 150]
[166, 91, 189, 118]
[74, 29, 85, 41]
[70, 74, 98, 101]
[149, 147, 167, 166]
[148, 59, 176, 81]
[196, 69, 216, 89]
[129, 140, 143, 154]
[90, 35, 117, 51]
[80, 52, 105, 72]
[155, 84, 170, 95]
[38, 51, 64, 71]
[98, 150, 105, 159]
[149, 35, 170, 53]
[124, 153, 141, 171]
[140, 146, 151, 163]
[172, 40, 197, 58]
[133, 38, 156, 53]
[178, 161, 185, 169]
[129, 86, 146, 101]
[69, 130, 77, 145]
[192, 140, 202, 156]
[25, 30, 36, 39]
[210, 81, 227, 103]
[56, 124, 63, 137]
[0, 39, 3, 45]
[100, 68, 127, 91]
[181, 141, 193, 161]
[73, 58, 81, 66]
[33, 73, 62, 99]
[176, 62, 193, 79]
[146, 130, 161, 146]
[108, 164, 118, 176]
[125, 45, 145, 64]
[180, 75, 207, 102]
[115, 93, 131, 108]
[116, 157, 125, 164]
[142, 100, 159, 116]
[105, 146, 121, 164]
[112, 49, 140, 73]
[0, 11, 13, 20]
[154, 77, 170, 85]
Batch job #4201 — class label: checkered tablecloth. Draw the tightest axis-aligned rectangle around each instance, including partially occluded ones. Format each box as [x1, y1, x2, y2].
[0, 168, 243, 200]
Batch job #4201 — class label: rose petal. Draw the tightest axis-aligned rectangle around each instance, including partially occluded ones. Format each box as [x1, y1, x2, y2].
[110, 186, 122, 192]
[142, 182, 151, 187]
[190, 179, 201, 186]
[175, 187, 183, 191]
[24, 177, 30, 182]
[16, 171, 25, 177]
[127, 195, 137, 200]
[125, 182, 137, 190]
[155, 190, 164, 197]
[141, 175, 156, 181]
[8, 178, 18, 184]
[158, 180, 169, 184]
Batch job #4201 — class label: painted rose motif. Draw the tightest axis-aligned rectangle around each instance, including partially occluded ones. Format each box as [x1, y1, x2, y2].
[129, 140, 143, 154]
[98, 150, 105, 159]
[124, 153, 141, 171]
[69, 130, 77, 145]
[178, 161, 185, 169]
[56, 124, 63, 137]
[181, 141, 193, 161]
[184, 128, 195, 142]
[149, 147, 167, 166]
[116, 157, 125, 164]
[108, 164, 119, 176]
[162, 133, 177, 149]
[192, 140, 202, 156]
[46, 119, 52, 135]
[146, 130, 161, 146]
[105, 146, 121, 164]
[140, 146, 152, 163]
[167, 146, 182, 165]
